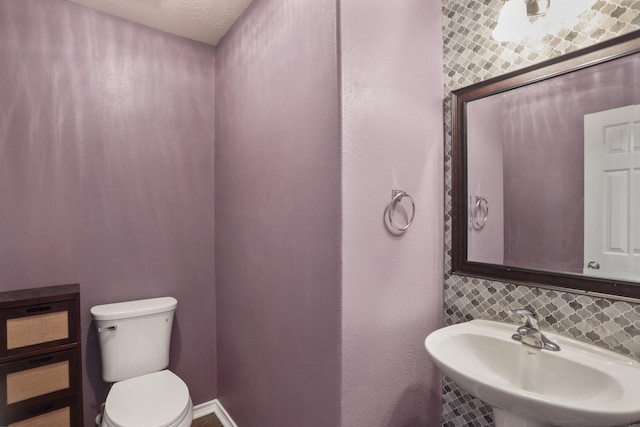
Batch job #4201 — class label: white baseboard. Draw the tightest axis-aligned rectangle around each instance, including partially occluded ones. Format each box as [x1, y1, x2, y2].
[193, 399, 237, 427]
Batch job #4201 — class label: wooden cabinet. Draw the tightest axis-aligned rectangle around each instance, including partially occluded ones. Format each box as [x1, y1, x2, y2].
[0, 284, 82, 427]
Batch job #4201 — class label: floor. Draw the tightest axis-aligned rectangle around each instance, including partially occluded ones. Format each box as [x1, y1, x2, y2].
[192, 412, 224, 427]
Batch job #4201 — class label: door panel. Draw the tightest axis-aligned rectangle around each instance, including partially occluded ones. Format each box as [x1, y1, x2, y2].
[584, 105, 640, 281]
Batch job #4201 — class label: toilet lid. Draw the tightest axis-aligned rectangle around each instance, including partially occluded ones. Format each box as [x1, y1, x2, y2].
[105, 370, 190, 427]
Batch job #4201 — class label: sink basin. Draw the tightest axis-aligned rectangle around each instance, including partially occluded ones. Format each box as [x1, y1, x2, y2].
[425, 319, 640, 427]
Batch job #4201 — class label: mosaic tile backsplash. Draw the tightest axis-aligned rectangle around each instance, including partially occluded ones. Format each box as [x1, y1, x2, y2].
[442, 0, 640, 425]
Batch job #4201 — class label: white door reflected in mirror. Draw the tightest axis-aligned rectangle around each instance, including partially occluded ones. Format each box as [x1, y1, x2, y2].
[584, 105, 640, 282]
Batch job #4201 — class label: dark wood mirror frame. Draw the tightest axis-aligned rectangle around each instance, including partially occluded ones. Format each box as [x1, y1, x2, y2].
[452, 29, 640, 300]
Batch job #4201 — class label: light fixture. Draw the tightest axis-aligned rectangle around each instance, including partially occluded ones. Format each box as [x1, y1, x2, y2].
[492, 0, 533, 42]
[525, 0, 550, 16]
[492, 0, 597, 43]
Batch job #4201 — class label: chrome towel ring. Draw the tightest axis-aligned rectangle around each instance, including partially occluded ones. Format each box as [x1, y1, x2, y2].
[388, 190, 416, 232]
[470, 195, 489, 229]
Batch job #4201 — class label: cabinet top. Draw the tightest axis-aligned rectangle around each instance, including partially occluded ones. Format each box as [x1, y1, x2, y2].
[0, 284, 79, 305]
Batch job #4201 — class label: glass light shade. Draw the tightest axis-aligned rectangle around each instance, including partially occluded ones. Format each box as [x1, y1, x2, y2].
[531, 0, 597, 39]
[492, 0, 533, 42]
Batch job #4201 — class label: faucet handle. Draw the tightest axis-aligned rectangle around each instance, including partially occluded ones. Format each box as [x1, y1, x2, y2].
[509, 308, 539, 328]
[509, 308, 536, 318]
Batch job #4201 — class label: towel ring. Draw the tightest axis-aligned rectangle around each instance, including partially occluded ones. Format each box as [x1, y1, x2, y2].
[471, 196, 489, 229]
[388, 190, 416, 232]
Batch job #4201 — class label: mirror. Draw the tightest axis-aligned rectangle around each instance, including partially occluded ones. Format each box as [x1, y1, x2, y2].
[452, 30, 640, 299]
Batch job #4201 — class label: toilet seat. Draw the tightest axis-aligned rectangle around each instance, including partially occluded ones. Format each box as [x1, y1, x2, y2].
[103, 370, 192, 427]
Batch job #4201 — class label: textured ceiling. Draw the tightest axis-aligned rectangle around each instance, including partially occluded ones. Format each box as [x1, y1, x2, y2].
[68, 0, 253, 46]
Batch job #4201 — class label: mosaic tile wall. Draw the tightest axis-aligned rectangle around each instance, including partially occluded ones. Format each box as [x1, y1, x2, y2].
[441, 1, 640, 425]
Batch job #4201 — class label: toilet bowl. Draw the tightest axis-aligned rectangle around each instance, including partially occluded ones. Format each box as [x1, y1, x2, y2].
[101, 370, 193, 427]
[91, 297, 193, 427]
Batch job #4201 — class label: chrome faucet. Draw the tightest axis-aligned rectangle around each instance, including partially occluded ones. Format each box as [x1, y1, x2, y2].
[509, 308, 560, 351]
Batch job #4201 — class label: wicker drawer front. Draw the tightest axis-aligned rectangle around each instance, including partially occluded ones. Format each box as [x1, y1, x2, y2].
[6, 360, 70, 404]
[1, 300, 76, 357]
[0, 301, 79, 360]
[0, 285, 82, 426]
[9, 406, 70, 427]
[7, 310, 69, 350]
[0, 350, 77, 409]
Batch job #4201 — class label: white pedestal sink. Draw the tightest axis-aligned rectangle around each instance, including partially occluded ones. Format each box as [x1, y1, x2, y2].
[425, 319, 640, 427]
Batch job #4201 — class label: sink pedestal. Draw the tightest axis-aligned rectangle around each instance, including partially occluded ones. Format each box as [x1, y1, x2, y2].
[493, 408, 546, 427]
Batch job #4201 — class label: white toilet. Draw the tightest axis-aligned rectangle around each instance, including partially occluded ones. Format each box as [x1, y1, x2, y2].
[91, 297, 193, 427]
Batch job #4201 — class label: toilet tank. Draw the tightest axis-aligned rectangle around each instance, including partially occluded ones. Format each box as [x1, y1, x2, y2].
[90, 297, 177, 382]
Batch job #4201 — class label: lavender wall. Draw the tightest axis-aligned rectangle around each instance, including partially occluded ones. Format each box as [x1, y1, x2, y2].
[215, 0, 445, 425]
[214, 0, 342, 425]
[0, 1, 216, 425]
[340, 0, 444, 425]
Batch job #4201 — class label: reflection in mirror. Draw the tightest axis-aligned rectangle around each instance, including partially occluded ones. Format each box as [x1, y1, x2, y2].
[467, 52, 640, 282]
[583, 104, 640, 282]
[453, 30, 640, 299]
